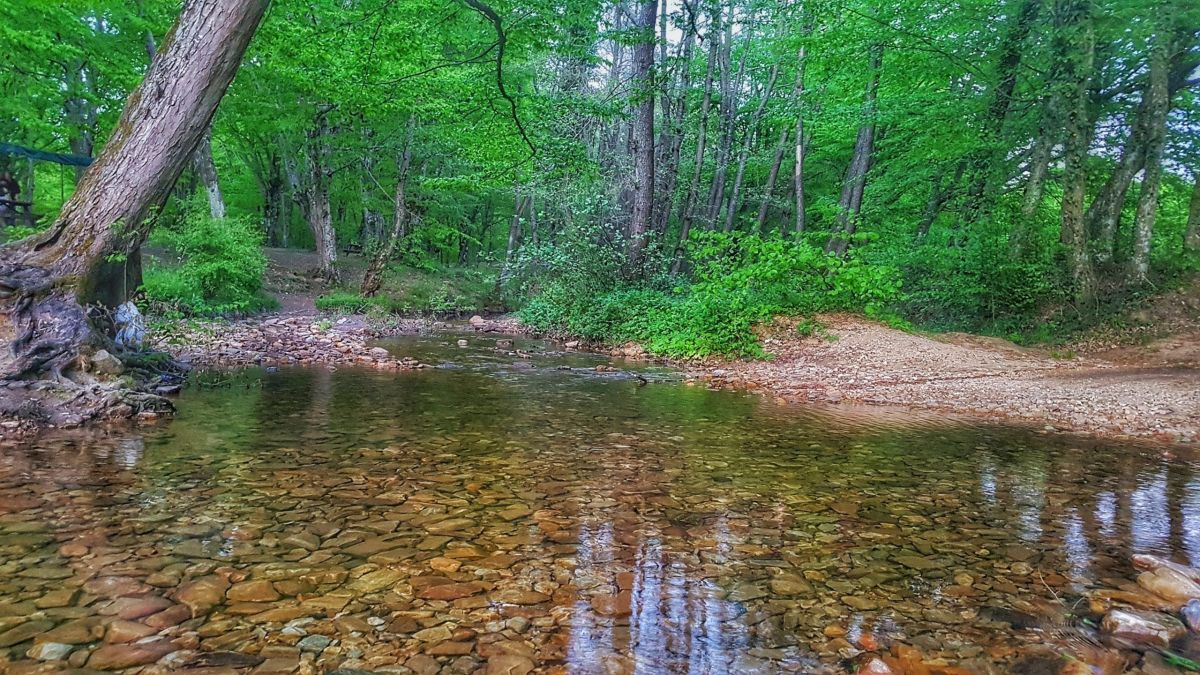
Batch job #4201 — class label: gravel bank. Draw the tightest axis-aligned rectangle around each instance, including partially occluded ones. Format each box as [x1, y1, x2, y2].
[685, 315, 1199, 445]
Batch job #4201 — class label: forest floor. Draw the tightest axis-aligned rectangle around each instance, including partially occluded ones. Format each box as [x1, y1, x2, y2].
[159, 249, 1200, 446]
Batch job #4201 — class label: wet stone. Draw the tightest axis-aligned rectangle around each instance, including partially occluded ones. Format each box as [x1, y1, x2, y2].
[0, 619, 55, 647]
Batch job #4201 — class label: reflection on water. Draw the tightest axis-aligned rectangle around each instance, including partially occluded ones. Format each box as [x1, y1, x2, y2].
[1, 337, 1199, 673]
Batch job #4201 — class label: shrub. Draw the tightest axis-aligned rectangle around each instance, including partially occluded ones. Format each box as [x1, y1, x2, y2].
[143, 211, 272, 316]
[516, 231, 904, 358]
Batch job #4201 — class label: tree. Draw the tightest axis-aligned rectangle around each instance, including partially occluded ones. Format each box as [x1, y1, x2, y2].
[627, 0, 658, 267]
[0, 0, 269, 380]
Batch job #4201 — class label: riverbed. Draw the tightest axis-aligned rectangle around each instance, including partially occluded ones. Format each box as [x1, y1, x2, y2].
[1, 333, 1198, 673]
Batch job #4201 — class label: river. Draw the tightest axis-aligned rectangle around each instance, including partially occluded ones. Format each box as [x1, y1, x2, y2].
[1, 332, 1198, 673]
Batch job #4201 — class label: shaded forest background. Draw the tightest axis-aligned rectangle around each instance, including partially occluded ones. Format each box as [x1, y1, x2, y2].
[2, 0, 1199, 356]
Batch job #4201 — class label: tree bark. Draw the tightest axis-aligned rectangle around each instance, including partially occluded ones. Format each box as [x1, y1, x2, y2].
[627, 0, 658, 267]
[64, 61, 97, 184]
[671, 26, 718, 274]
[960, 0, 1042, 221]
[0, 0, 269, 381]
[1186, 172, 1200, 252]
[305, 109, 339, 282]
[361, 119, 416, 297]
[793, 43, 809, 234]
[723, 62, 780, 232]
[264, 153, 287, 247]
[191, 127, 227, 219]
[826, 46, 882, 257]
[755, 127, 790, 233]
[1056, 0, 1097, 305]
[654, 12, 695, 235]
[1129, 30, 1170, 283]
[704, 13, 743, 227]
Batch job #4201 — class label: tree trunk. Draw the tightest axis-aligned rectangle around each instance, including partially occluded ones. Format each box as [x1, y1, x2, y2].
[0, 0, 268, 381]
[960, 0, 1042, 221]
[1186, 173, 1200, 252]
[826, 46, 882, 257]
[306, 110, 339, 283]
[1129, 31, 1170, 284]
[64, 61, 97, 184]
[671, 28, 718, 274]
[505, 191, 529, 266]
[654, 15, 695, 235]
[191, 127, 227, 219]
[361, 119, 416, 297]
[724, 63, 780, 232]
[264, 153, 287, 247]
[627, 0, 658, 267]
[756, 127, 790, 233]
[704, 13, 743, 227]
[1056, 0, 1097, 305]
[793, 43, 809, 234]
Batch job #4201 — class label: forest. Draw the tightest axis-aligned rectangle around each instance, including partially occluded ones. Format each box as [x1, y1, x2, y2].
[1, 0, 1199, 362]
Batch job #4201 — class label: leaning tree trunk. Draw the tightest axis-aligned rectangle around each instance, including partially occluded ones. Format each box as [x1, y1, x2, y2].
[0, 0, 269, 382]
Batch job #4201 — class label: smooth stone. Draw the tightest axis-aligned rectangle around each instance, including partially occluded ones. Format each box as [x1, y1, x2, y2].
[87, 639, 177, 670]
[591, 591, 632, 617]
[36, 618, 104, 645]
[104, 620, 158, 643]
[413, 624, 455, 642]
[486, 654, 535, 675]
[490, 589, 550, 605]
[769, 575, 813, 596]
[175, 575, 230, 617]
[427, 640, 475, 656]
[144, 604, 192, 629]
[1101, 608, 1187, 650]
[34, 588, 80, 609]
[228, 580, 281, 603]
[1138, 569, 1200, 605]
[895, 555, 944, 571]
[297, 634, 333, 652]
[424, 517, 477, 534]
[347, 568, 405, 593]
[1183, 599, 1200, 633]
[0, 619, 55, 647]
[27, 641, 73, 661]
[105, 595, 174, 620]
[726, 583, 767, 602]
[418, 582, 485, 601]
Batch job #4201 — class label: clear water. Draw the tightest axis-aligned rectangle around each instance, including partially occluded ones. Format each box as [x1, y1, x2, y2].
[1, 333, 1198, 673]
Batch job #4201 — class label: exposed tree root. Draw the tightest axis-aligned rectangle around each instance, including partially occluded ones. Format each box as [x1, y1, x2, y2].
[1, 259, 185, 436]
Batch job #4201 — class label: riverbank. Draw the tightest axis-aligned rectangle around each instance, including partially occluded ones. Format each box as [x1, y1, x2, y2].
[679, 314, 1200, 446]
[149, 308, 1199, 446]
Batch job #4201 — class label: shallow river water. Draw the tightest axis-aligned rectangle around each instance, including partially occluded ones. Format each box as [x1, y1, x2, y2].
[1, 333, 1199, 674]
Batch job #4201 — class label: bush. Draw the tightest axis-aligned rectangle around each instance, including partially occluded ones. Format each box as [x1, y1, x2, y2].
[143, 211, 272, 316]
[516, 231, 904, 358]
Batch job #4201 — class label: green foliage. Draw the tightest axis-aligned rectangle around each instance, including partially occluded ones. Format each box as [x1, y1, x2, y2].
[517, 232, 904, 358]
[316, 264, 498, 315]
[143, 211, 272, 316]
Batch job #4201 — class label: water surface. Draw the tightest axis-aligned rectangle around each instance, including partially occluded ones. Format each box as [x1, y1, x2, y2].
[1, 334, 1199, 673]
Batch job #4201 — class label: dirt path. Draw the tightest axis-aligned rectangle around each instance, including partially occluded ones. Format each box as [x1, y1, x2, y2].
[685, 315, 1200, 445]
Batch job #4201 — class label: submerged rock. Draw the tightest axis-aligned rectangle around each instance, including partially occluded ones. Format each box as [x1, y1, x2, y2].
[1100, 608, 1187, 650]
[1137, 568, 1200, 606]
